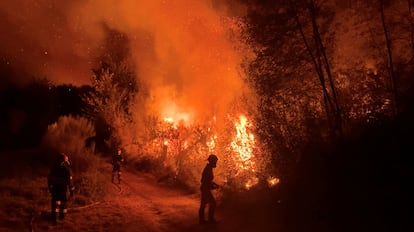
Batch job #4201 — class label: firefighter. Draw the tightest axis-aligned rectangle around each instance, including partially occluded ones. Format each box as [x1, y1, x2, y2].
[112, 147, 124, 184]
[199, 154, 220, 224]
[47, 153, 74, 225]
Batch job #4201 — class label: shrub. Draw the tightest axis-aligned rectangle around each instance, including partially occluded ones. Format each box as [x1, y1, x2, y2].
[41, 115, 96, 172]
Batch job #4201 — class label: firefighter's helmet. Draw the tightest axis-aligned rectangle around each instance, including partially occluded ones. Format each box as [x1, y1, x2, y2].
[207, 154, 218, 163]
[56, 153, 65, 162]
[57, 153, 69, 165]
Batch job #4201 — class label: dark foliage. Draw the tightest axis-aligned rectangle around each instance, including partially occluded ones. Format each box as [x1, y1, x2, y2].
[0, 81, 87, 150]
[276, 98, 414, 232]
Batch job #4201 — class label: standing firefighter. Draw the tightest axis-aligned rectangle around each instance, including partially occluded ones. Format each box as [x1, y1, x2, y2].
[47, 153, 74, 225]
[112, 147, 124, 184]
[199, 154, 219, 224]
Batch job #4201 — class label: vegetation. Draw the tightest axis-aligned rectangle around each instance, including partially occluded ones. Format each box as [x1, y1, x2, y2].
[239, 0, 414, 177]
[41, 115, 96, 172]
[0, 0, 412, 230]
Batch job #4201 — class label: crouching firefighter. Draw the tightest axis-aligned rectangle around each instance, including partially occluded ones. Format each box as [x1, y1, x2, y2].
[47, 153, 75, 224]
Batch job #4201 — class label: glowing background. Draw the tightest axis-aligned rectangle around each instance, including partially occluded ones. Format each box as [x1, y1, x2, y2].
[0, 0, 251, 122]
[0, 0, 275, 190]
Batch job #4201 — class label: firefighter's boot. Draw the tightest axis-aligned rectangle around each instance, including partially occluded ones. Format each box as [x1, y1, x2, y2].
[51, 210, 57, 225]
[58, 201, 66, 220]
[51, 200, 60, 224]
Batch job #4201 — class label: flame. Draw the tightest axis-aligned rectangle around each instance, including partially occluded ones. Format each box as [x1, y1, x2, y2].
[231, 115, 256, 170]
[229, 114, 264, 190]
[206, 135, 217, 152]
[155, 112, 272, 190]
[245, 176, 259, 190]
[160, 101, 193, 128]
[164, 117, 174, 123]
[267, 176, 280, 188]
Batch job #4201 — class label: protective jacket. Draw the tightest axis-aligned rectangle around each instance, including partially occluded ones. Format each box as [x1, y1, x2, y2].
[199, 162, 218, 223]
[48, 159, 74, 223]
[112, 154, 123, 171]
[48, 160, 73, 191]
[112, 152, 124, 184]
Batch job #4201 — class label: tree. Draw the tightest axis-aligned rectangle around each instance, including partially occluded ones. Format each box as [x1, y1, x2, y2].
[82, 63, 138, 151]
[379, 0, 398, 115]
[82, 26, 139, 152]
[291, 0, 342, 138]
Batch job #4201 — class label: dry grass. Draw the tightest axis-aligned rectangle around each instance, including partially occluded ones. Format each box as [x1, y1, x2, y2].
[0, 176, 49, 230]
[0, 149, 109, 231]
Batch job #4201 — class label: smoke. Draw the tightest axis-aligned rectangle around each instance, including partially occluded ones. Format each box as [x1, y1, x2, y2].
[0, 0, 252, 122]
[0, 0, 98, 85]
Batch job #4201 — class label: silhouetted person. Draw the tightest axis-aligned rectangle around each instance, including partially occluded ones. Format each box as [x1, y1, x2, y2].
[112, 147, 124, 184]
[199, 154, 219, 224]
[48, 153, 74, 225]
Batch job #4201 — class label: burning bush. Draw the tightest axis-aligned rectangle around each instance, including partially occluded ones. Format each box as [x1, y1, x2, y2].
[123, 112, 275, 192]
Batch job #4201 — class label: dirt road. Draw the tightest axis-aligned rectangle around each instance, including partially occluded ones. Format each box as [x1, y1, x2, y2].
[31, 166, 236, 232]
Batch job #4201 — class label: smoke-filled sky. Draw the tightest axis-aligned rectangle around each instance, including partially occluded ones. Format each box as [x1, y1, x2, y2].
[0, 0, 253, 124]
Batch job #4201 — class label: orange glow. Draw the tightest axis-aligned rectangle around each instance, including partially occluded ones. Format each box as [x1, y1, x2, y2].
[206, 135, 218, 153]
[267, 176, 280, 188]
[163, 117, 174, 123]
[1, 1, 276, 191]
[244, 177, 259, 190]
[231, 115, 256, 170]
[160, 100, 193, 127]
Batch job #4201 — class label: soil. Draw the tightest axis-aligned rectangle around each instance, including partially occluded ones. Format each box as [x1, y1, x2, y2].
[28, 163, 258, 232]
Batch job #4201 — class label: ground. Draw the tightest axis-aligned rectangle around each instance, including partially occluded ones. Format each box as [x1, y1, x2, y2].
[28, 167, 201, 232]
[3, 161, 276, 232]
[0, 148, 285, 232]
[2, 144, 410, 232]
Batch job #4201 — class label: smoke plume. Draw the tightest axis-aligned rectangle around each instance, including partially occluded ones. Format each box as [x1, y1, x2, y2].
[0, 0, 252, 123]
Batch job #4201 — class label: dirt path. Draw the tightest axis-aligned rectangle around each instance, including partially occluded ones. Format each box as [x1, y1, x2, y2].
[31, 166, 232, 232]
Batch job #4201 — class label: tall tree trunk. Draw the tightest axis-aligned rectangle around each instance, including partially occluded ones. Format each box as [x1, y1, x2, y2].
[291, 1, 335, 131]
[290, 0, 343, 138]
[309, 0, 343, 137]
[380, 0, 398, 116]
